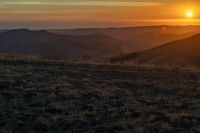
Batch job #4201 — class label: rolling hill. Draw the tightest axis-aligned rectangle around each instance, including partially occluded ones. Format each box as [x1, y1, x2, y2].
[110, 33, 200, 67]
[49, 26, 200, 52]
[1, 26, 200, 62]
[0, 29, 123, 60]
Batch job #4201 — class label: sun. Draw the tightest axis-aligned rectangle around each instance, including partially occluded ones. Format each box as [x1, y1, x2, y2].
[186, 11, 193, 18]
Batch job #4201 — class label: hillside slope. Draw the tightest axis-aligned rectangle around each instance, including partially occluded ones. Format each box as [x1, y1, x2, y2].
[0, 29, 123, 60]
[111, 33, 200, 67]
[49, 26, 200, 52]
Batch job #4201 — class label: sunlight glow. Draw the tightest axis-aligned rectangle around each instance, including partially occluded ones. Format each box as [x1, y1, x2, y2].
[186, 11, 193, 18]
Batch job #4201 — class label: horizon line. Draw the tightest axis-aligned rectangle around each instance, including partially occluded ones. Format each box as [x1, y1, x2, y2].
[1, 24, 200, 30]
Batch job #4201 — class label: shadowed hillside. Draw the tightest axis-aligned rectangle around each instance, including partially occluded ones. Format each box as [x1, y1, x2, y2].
[0, 29, 123, 60]
[110, 33, 200, 67]
[49, 26, 200, 52]
[1, 26, 200, 61]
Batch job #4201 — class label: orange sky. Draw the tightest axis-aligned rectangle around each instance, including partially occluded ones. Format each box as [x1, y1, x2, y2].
[0, 0, 200, 28]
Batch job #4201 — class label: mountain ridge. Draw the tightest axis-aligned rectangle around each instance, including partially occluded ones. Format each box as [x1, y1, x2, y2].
[110, 33, 200, 67]
[0, 29, 123, 60]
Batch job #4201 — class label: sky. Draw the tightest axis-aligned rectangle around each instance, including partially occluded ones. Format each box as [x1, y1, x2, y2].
[0, 0, 200, 29]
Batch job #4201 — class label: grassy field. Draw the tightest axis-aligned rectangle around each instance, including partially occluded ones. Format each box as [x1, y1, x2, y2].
[0, 59, 199, 133]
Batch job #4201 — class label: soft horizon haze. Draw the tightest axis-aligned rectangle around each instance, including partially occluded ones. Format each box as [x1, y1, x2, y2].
[0, 0, 200, 28]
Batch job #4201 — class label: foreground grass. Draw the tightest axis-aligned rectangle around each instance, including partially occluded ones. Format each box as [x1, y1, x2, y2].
[0, 59, 199, 133]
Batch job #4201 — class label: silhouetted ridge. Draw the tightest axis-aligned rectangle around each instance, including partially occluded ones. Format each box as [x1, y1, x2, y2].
[111, 33, 200, 67]
[49, 26, 200, 52]
[188, 33, 200, 39]
[0, 29, 123, 60]
[1, 29, 57, 37]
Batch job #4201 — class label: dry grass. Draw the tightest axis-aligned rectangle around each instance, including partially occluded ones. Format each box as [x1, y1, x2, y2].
[0, 59, 199, 133]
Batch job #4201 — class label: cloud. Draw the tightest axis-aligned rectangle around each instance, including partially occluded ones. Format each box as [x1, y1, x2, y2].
[0, 1, 165, 7]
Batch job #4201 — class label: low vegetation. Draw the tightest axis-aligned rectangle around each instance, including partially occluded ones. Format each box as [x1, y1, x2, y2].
[0, 59, 199, 132]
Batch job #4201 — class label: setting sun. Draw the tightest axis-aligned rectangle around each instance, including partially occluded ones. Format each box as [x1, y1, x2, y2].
[186, 11, 193, 18]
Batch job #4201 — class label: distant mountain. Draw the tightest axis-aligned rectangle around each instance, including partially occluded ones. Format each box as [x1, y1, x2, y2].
[1, 26, 200, 62]
[0, 30, 7, 34]
[0, 29, 123, 60]
[0, 29, 57, 51]
[49, 26, 200, 52]
[110, 33, 200, 67]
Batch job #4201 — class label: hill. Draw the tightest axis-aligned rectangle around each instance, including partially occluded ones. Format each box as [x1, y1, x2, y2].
[110, 33, 200, 67]
[49, 25, 200, 52]
[0, 29, 123, 60]
[1, 26, 200, 61]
